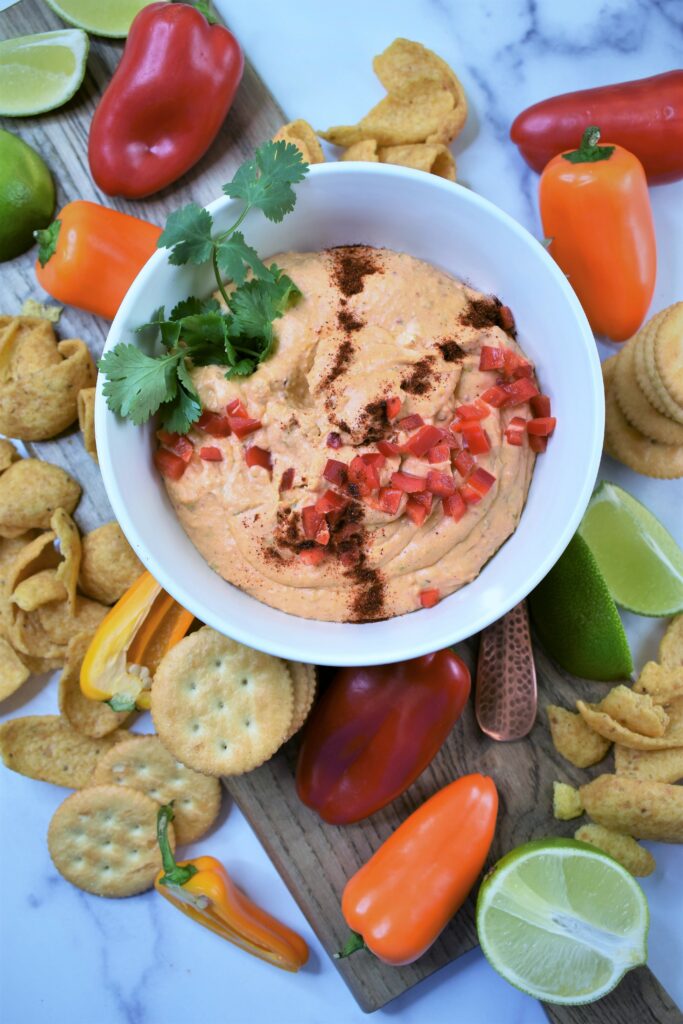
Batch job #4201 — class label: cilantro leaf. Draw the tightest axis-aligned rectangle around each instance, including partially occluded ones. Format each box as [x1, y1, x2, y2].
[215, 230, 270, 285]
[99, 346, 180, 425]
[179, 312, 232, 366]
[158, 203, 214, 265]
[136, 306, 166, 346]
[223, 140, 308, 223]
[170, 296, 220, 320]
[229, 272, 300, 348]
[226, 358, 256, 380]
[159, 359, 202, 433]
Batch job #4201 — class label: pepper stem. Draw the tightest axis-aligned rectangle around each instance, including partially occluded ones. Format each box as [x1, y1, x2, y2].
[157, 804, 198, 887]
[334, 932, 366, 959]
[562, 125, 615, 164]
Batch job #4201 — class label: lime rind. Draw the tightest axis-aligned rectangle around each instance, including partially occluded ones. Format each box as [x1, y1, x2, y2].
[44, 0, 160, 38]
[476, 838, 649, 1006]
[579, 481, 683, 618]
[0, 29, 89, 117]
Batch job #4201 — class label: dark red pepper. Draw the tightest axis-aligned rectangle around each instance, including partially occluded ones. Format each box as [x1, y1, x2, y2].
[296, 649, 471, 825]
[88, 3, 244, 198]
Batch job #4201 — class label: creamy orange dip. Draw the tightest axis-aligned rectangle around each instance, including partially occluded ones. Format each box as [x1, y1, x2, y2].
[162, 246, 539, 622]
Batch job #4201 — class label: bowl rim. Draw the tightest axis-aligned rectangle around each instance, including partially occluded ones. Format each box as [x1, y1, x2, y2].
[97, 160, 604, 664]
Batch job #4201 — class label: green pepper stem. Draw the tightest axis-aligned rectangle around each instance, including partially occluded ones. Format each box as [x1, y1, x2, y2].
[562, 125, 615, 165]
[157, 804, 197, 887]
[334, 932, 366, 959]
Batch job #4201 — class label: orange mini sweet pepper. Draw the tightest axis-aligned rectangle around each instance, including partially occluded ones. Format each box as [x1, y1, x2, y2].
[155, 805, 309, 973]
[80, 570, 193, 711]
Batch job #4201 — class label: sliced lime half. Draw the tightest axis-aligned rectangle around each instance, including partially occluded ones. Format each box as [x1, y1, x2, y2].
[0, 29, 89, 117]
[44, 0, 163, 38]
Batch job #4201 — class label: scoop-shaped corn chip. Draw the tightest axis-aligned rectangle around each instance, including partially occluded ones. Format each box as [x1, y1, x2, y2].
[659, 615, 682, 668]
[577, 698, 683, 750]
[635, 660, 683, 701]
[12, 569, 66, 612]
[58, 633, 131, 738]
[0, 532, 38, 593]
[379, 142, 456, 180]
[0, 636, 30, 701]
[77, 387, 97, 462]
[615, 743, 683, 784]
[37, 595, 107, 648]
[0, 715, 133, 788]
[321, 85, 457, 148]
[0, 438, 19, 474]
[598, 684, 669, 738]
[20, 299, 62, 322]
[342, 139, 379, 162]
[3, 531, 59, 600]
[78, 522, 144, 605]
[273, 120, 324, 164]
[546, 704, 611, 767]
[0, 460, 80, 536]
[52, 508, 81, 613]
[553, 781, 584, 820]
[0, 317, 96, 440]
[579, 773, 683, 842]
[574, 823, 655, 877]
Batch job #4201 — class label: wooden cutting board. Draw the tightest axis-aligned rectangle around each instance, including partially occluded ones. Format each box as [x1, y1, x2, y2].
[2, 2, 680, 1020]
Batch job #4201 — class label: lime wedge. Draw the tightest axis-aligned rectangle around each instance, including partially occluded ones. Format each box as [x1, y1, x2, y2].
[579, 482, 683, 617]
[528, 533, 632, 680]
[0, 29, 89, 117]
[477, 838, 649, 1005]
[44, 0, 163, 38]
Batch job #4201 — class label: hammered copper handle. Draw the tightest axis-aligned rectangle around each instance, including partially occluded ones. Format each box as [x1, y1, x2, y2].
[476, 600, 537, 741]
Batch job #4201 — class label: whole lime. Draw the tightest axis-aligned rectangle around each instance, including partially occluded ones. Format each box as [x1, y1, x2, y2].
[0, 130, 55, 262]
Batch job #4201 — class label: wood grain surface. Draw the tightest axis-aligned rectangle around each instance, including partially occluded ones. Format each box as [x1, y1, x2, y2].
[1, 2, 680, 1020]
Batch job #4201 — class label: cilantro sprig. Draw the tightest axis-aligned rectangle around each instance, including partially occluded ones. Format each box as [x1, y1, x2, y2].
[100, 141, 309, 434]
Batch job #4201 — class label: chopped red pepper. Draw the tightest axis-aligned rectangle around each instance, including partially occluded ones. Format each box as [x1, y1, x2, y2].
[427, 444, 450, 464]
[316, 490, 348, 514]
[503, 350, 533, 379]
[479, 346, 505, 371]
[404, 425, 445, 457]
[326, 432, 342, 449]
[397, 413, 424, 431]
[504, 417, 527, 446]
[529, 434, 548, 453]
[499, 305, 516, 334]
[527, 416, 557, 437]
[411, 490, 433, 511]
[454, 399, 489, 421]
[377, 439, 401, 457]
[501, 378, 539, 406]
[426, 470, 456, 497]
[226, 398, 248, 417]
[315, 520, 330, 546]
[302, 506, 325, 540]
[405, 496, 430, 526]
[228, 415, 262, 439]
[386, 396, 402, 420]
[199, 446, 222, 461]
[461, 421, 491, 455]
[419, 588, 440, 608]
[245, 446, 272, 472]
[323, 459, 347, 486]
[468, 467, 496, 497]
[530, 394, 552, 418]
[453, 450, 475, 477]
[481, 384, 509, 408]
[279, 467, 295, 492]
[442, 491, 467, 521]
[377, 486, 403, 515]
[391, 470, 426, 493]
[196, 411, 232, 437]
[348, 455, 380, 495]
[157, 431, 193, 463]
[154, 448, 187, 480]
[300, 547, 326, 566]
[460, 481, 483, 505]
[362, 452, 385, 471]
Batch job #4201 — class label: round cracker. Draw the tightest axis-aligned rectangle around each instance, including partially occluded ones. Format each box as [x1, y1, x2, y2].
[283, 661, 317, 741]
[47, 784, 171, 897]
[613, 337, 683, 445]
[151, 626, 293, 776]
[637, 317, 683, 425]
[93, 736, 221, 845]
[603, 357, 683, 478]
[653, 302, 683, 407]
[660, 615, 683, 669]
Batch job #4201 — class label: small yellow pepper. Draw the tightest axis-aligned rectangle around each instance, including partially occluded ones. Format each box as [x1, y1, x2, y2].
[80, 571, 193, 711]
[155, 805, 309, 973]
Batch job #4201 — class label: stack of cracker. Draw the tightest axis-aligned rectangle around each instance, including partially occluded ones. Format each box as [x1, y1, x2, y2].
[602, 302, 683, 478]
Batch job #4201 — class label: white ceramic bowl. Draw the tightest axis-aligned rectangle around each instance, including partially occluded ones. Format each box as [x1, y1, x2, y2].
[97, 162, 603, 666]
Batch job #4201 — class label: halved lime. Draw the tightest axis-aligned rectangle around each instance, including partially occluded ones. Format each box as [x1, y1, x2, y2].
[579, 482, 683, 617]
[476, 838, 649, 1005]
[0, 29, 89, 117]
[528, 533, 632, 680]
[44, 0, 163, 38]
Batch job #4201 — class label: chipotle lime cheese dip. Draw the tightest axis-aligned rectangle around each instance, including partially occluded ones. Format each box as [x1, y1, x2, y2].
[159, 246, 551, 622]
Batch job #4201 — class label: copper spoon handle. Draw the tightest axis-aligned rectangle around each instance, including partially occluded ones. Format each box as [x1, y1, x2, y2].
[475, 600, 537, 741]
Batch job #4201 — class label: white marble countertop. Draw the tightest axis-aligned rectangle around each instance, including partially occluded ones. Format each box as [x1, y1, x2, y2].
[1, 1, 683, 1022]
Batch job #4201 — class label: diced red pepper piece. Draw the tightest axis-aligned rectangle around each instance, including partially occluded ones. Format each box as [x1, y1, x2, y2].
[531, 394, 552, 418]
[362, 452, 386, 471]
[300, 547, 326, 566]
[527, 416, 557, 437]
[428, 444, 450, 463]
[228, 415, 262, 439]
[157, 431, 193, 463]
[386, 396, 402, 420]
[348, 455, 380, 495]
[377, 439, 401, 457]
[468, 467, 496, 497]
[279, 467, 295, 492]
[481, 384, 509, 408]
[460, 481, 483, 505]
[461, 421, 491, 455]
[454, 399, 489, 421]
[419, 588, 440, 608]
[397, 413, 424, 431]
[442, 491, 467, 521]
[529, 434, 548, 454]
[404, 424, 445, 457]
[405, 496, 430, 526]
[154, 448, 187, 480]
[199, 446, 222, 461]
[226, 398, 248, 417]
[499, 305, 515, 334]
[391, 470, 426, 493]
[315, 489, 348, 514]
[502, 378, 539, 406]
[453, 450, 475, 477]
[426, 470, 456, 497]
[315, 520, 330, 546]
[196, 410, 232, 437]
[326, 432, 342, 449]
[377, 486, 403, 515]
[443, 431, 462, 451]
[410, 490, 433, 512]
[504, 416, 527, 447]
[323, 459, 347, 486]
[503, 349, 533, 379]
[479, 346, 505, 371]
[245, 446, 272, 472]
[302, 505, 325, 540]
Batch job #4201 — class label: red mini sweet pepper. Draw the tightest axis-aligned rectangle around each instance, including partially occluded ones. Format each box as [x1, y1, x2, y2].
[88, 2, 244, 198]
[296, 649, 471, 825]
